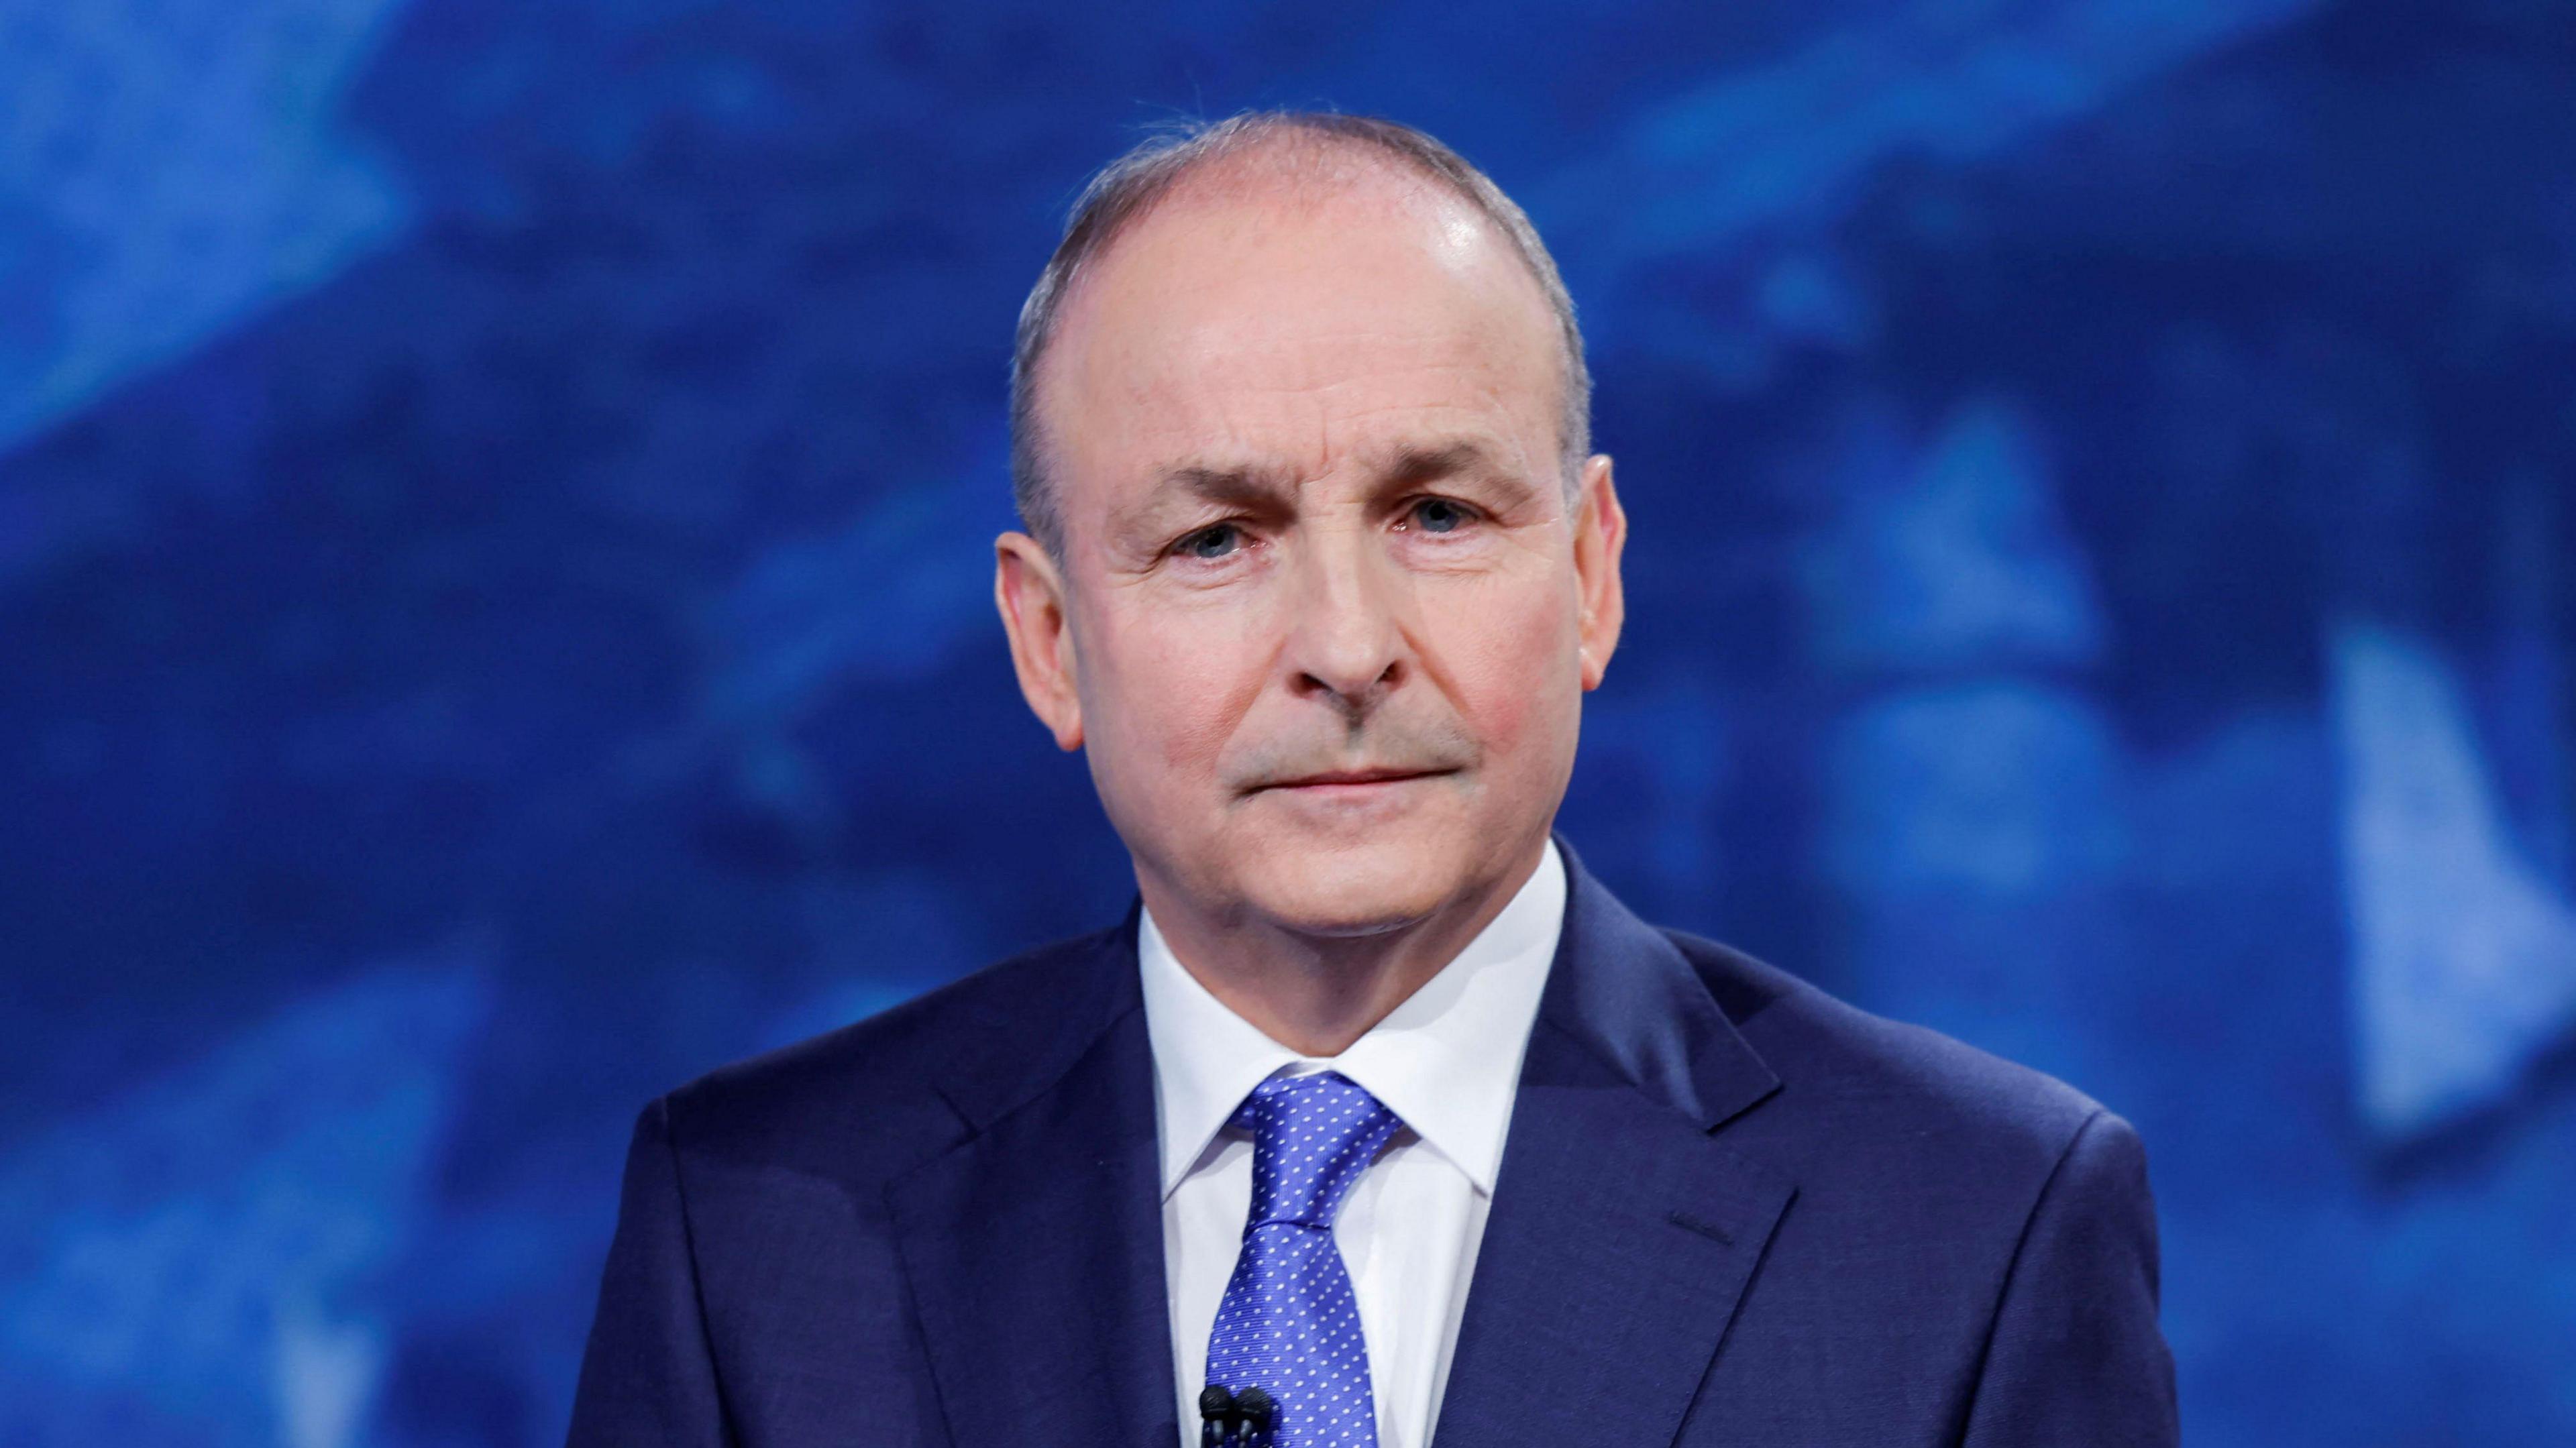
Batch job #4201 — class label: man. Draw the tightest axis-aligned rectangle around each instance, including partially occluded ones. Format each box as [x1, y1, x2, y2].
[569, 111, 2177, 1447]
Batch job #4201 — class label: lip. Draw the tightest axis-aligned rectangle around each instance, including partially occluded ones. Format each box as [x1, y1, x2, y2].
[1258, 767, 1452, 791]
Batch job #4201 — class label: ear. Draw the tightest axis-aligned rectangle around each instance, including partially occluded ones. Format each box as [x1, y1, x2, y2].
[1571, 454, 1627, 691]
[994, 531, 1085, 750]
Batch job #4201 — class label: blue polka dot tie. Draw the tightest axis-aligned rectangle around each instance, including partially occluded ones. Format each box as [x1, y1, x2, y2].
[1204, 1070, 1403, 1447]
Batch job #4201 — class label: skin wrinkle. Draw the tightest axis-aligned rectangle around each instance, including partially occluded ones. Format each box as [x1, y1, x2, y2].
[992, 140, 1626, 1056]
[1106, 407, 1550, 567]
[1114, 445, 1549, 588]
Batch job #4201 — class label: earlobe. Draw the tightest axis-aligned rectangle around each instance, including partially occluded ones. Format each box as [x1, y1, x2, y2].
[1048, 645, 1085, 753]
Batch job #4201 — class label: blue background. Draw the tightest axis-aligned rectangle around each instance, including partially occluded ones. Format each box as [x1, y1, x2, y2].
[5, 0, 2574, 1442]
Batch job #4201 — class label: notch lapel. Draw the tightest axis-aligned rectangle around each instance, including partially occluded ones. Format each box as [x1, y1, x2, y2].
[1429, 844, 1795, 1447]
[888, 929, 1178, 1448]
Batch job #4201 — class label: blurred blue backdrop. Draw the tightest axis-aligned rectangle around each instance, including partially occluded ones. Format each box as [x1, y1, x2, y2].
[5, 0, 2574, 1441]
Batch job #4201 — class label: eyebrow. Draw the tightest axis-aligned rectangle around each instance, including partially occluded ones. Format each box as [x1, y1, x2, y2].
[1373, 438, 1542, 510]
[1151, 463, 1301, 512]
[1125, 437, 1538, 535]
[1377, 439, 1507, 488]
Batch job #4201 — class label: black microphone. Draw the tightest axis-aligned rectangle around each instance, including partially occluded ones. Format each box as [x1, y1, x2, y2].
[1234, 1386, 1276, 1446]
[1199, 1384, 1238, 1448]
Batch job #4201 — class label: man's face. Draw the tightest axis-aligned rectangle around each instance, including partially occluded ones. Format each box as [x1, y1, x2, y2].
[998, 159, 1625, 938]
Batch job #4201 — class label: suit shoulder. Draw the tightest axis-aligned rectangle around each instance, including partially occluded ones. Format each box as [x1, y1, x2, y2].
[1662, 928, 2114, 1176]
[653, 920, 1131, 1180]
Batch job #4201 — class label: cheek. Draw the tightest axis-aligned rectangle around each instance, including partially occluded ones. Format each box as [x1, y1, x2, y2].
[1087, 598, 1271, 777]
[1433, 576, 1582, 751]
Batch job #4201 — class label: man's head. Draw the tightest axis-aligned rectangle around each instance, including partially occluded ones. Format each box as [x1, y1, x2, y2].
[993, 111, 1627, 942]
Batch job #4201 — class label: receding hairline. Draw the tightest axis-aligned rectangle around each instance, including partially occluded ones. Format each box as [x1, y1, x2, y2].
[1008, 111, 1593, 558]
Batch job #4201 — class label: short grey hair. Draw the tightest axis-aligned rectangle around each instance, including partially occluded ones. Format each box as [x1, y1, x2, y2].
[1008, 110, 1593, 557]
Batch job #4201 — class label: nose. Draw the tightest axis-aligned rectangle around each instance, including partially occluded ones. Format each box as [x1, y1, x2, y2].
[1282, 525, 1408, 720]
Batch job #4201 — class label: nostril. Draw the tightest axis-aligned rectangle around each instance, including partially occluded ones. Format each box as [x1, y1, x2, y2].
[1293, 659, 1404, 718]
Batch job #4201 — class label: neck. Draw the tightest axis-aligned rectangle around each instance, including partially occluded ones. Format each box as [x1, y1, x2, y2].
[1138, 838, 1551, 1056]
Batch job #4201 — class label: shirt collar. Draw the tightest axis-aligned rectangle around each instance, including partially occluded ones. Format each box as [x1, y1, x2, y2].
[1138, 837, 1566, 1200]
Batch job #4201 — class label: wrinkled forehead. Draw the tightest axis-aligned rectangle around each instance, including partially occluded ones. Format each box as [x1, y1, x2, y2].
[1034, 158, 1566, 533]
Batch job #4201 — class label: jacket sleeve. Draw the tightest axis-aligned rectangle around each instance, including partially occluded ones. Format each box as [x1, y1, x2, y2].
[567, 1095, 734, 1448]
[1959, 1109, 2180, 1448]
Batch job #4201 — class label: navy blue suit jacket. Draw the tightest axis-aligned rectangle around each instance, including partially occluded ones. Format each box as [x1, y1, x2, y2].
[569, 841, 2178, 1446]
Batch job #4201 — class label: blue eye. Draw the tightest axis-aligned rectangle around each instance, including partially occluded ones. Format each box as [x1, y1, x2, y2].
[1411, 498, 1470, 533]
[1179, 522, 1243, 559]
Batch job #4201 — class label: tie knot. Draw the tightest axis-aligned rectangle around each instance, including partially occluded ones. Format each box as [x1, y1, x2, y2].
[1231, 1071, 1402, 1231]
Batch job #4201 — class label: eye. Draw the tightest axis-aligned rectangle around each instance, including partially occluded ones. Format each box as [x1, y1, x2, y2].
[1174, 522, 1246, 561]
[1402, 497, 1477, 535]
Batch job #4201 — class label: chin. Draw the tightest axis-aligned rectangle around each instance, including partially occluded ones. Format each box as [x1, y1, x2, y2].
[1231, 826, 1472, 938]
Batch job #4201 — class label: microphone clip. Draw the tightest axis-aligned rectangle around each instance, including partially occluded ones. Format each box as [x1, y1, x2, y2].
[1198, 1383, 1277, 1447]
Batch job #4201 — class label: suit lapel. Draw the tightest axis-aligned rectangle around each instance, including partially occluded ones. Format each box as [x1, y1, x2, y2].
[888, 922, 1178, 1448]
[885, 844, 1791, 1448]
[1430, 842, 1795, 1447]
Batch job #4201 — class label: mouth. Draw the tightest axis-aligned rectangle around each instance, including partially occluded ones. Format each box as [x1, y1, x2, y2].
[1255, 766, 1456, 793]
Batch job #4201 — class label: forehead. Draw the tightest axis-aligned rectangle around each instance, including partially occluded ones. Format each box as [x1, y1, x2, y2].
[1036, 156, 1564, 514]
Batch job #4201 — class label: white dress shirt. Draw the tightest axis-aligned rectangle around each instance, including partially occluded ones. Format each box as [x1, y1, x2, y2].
[1140, 838, 1566, 1448]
